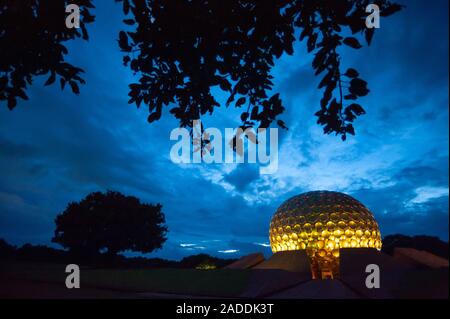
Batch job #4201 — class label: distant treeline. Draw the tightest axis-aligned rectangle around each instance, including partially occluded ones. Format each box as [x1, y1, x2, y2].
[0, 238, 237, 269]
[382, 234, 448, 259]
[0, 234, 448, 268]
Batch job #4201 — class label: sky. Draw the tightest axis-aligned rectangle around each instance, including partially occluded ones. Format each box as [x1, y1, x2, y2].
[0, 0, 448, 260]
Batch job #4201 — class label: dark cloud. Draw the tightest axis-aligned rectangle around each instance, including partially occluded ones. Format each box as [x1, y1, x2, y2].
[223, 164, 260, 192]
[0, 138, 36, 159]
[395, 163, 448, 186]
[352, 154, 449, 240]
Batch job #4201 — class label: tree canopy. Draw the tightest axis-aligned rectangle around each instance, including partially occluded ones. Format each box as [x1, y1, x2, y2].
[52, 190, 168, 256]
[1, 0, 402, 140]
[0, 0, 95, 109]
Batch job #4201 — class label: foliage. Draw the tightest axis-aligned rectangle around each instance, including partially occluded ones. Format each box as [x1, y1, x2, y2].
[115, 0, 402, 140]
[52, 190, 168, 256]
[0, 0, 402, 141]
[196, 262, 217, 270]
[0, 238, 238, 268]
[0, 0, 95, 109]
[0, 238, 16, 259]
[382, 234, 449, 259]
[179, 253, 237, 269]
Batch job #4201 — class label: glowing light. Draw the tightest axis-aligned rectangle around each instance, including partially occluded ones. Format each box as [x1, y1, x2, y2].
[196, 262, 217, 270]
[269, 191, 382, 279]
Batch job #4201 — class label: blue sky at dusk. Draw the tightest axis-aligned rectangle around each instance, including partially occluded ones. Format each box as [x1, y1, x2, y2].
[0, 0, 448, 260]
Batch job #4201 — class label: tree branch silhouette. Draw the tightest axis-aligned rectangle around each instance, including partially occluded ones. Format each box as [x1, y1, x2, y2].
[1, 0, 403, 140]
[0, 0, 95, 109]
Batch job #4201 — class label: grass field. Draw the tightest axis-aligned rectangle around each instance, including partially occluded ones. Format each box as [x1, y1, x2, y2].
[0, 261, 251, 297]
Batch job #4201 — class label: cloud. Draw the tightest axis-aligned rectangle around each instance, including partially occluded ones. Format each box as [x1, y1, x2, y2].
[407, 186, 449, 205]
[218, 249, 239, 254]
[254, 242, 271, 247]
[223, 164, 260, 192]
[179, 243, 196, 247]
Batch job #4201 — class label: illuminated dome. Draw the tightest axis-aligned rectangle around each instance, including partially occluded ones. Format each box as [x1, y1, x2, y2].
[269, 191, 382, 279]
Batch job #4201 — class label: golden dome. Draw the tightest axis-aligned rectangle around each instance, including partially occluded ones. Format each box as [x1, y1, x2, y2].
[269, 191, 382, 278]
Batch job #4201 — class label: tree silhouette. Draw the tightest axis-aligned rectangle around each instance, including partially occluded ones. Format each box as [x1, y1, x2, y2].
[382, 234, 449, 259]
[1, 0, 402, 140]
[52, 191, 168, 257]
[0, 238, 16, 259]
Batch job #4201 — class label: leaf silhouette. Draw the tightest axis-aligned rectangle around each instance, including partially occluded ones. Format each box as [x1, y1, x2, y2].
[344, 68, 359, 78]
[45, 73, 56, 86]
[236, 97, 246, 108]
[343, 37, 362, 49]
